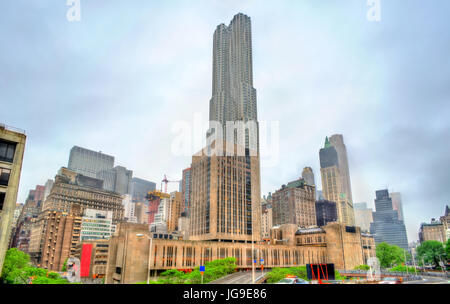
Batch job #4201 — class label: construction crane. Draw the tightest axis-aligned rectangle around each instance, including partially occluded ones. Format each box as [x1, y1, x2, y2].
[161, 174, 181, 194]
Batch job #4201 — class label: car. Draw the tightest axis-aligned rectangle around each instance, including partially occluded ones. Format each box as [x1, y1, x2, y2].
[276, 276, 309, 284]
[379, 277, 401, 284]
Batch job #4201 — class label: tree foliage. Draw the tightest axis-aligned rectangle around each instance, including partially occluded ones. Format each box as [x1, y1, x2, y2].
[376, 242, 407, 268]
[1, 248, 70, 284]
[416, 240, 446, 267]
[354, 265, 370, 271]
[389, 265, 416, 273]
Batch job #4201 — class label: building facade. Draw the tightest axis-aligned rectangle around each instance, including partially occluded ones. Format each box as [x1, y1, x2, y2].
[105, 221, 375, 283]
[261, 200, 273, 241]
[167, 192, 183, 233]
[0, 124, 26, 273]
[390, 192, 404, 221]
[68, 146, 114, 178]
[319, 137, 355, 226]
[419, 219, 446, 243]
[354, 202, 373, 233]
[74, 239, 109, 281]
[315, 200, 338, 227]
[272, 178, 316, 228]
[80, 209, 114, 241]
[370, 189, 408, 250]
[181, 168, 191, 215]
[189, 141, 261, 243]
[41, 167, 124, 223]
[96, 165, 132, 195]
[301, 167, 315, 187]
[131, 177, 156, 202]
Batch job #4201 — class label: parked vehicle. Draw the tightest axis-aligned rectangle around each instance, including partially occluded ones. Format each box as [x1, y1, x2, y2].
[379, 277, 402, 284]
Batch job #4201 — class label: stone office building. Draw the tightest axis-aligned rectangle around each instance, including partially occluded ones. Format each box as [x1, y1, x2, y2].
[105, 221, 375, 283]
[42, 167, 124, 223]
[272, 178, 316, 228]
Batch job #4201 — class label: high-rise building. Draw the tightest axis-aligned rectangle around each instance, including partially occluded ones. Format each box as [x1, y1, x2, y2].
[134, 201, 148, 225]
[319, 136, 355, 226]
[390, 192, 404, 221]
[301, 167, 315, 187]
[10, 185, 45, 253]
[272, 178, 316, 228]
[41, 167, 124, 223]
[354, 202, 373, 233]
[130, 177, 156, 202]
[315, 200, 338, 227]
[370, 189, 408, 250]
[181, 168, 191, 215]
[0, 124, 26, 273]
[189, 141, 261, 242]
[150, 197, 169, 233]
[189, 13, 261, 243]
[97, 166, 132, 195]
[68, 146, 114, 178]
[207, 13, 258, 150]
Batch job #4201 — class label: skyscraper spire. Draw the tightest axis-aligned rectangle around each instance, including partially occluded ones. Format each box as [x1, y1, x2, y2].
[324, 136, 331, 148]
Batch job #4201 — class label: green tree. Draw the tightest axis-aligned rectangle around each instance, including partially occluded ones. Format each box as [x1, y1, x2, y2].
[1, 248, 31, 284]
[416, 240, 446, 267]
[354, 265, 370, 271]
[376, 242, 407, 268]
[61, 258, 68, 272]
[445, 239, 450, 259]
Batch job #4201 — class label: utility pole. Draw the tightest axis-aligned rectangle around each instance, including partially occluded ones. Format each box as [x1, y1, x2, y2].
[411, 248, 418, 276]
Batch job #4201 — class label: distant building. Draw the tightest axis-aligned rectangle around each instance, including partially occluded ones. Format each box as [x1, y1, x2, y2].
[370, 189, 408, 250]
[354, 202, 373, 233]
[130, 177, 156, 202]
[28, 204, 83, 270]
[134, 201, 148, 225]
[68, 146, 114, 178]
[122, 194, 136, 223]
[167, 192, 183, 233]
[43, 179, 54, 201]
[315, 200, 338, 227]
[150, 197, 169, 233]
[261, 198, 273, 240]
[80, 209, 114, 241]
[0, 124, 26, 273]
[390, 192, 404, 221]
[178, 212, 190, 240]
[319, 136, 355, 226]
[96, 166, 132, 195]
[272, 178, 316, 228]
[41, 167, 124, 223]
[301, 167, 315, 187]
[181, 168, 191, 215]
[419, 219, 446, 243]
[439, 205, 450, 242]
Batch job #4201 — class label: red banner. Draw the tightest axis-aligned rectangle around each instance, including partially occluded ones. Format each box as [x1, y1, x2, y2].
[80, 243, 93, 277]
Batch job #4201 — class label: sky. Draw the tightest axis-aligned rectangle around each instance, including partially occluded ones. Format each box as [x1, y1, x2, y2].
[1, 0, 449, 242]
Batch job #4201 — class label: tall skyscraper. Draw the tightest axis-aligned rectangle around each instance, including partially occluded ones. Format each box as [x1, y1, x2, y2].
[301, 167, 315, 187]
[315, 200, 338, 227]
[0, 124, 26, 273]
[370, 189, 408, 250]
[68, 146, 114, 178]
[319, 136, 355, 226]
[390, 192, 404, 221]
[207, 13, 258, 150]
[190, 13, 261, 242]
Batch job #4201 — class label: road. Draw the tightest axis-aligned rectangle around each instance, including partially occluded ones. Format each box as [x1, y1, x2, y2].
[403, 276, 450, 284]
[209, 270, 265, 284]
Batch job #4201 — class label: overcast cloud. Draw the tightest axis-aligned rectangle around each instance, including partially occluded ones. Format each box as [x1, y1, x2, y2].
[1, 0, 449, 242]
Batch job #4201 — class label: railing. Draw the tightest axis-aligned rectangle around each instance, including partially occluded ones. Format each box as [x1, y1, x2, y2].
[338, 269, 424, 281]
[0, 123, 26, 135]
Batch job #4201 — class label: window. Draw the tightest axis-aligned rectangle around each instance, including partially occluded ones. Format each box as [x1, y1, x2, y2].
[0, 140, 16, 163]
[0, 192, 5, 210]
[0, 168, 11, 186]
